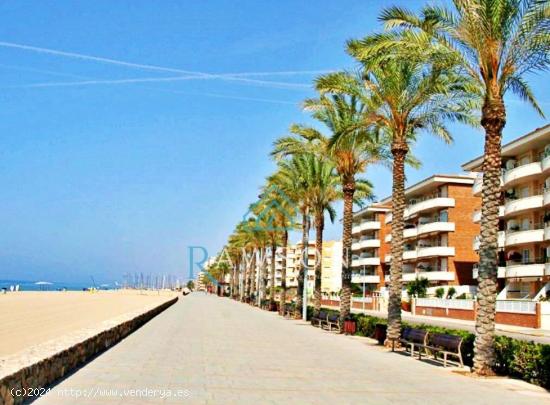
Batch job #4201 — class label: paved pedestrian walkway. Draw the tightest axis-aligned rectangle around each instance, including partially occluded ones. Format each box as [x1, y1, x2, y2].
[36, 294, 549, 404]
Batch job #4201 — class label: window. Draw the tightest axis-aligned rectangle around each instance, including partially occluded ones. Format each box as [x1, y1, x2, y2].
[522, 249, 530, 264]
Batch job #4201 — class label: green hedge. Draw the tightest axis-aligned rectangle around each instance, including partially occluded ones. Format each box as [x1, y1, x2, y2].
[310, 306, 550, 389]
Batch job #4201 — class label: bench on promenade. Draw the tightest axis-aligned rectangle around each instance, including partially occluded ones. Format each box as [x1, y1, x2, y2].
[424, 333, 464, 367]
[311, 310, 328, 327]
[390, 328, 464, 368]
[390, 328, 428, 358]
[324, 313, 340, 333]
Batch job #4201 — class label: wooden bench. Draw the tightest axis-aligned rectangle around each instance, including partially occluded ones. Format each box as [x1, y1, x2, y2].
[311, 310, 328, 327]
[324, 313, 340, 332]
[424, 333, 464, 367]
[391, 328, 429, 358]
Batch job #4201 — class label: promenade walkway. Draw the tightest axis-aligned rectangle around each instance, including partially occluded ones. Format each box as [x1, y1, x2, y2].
[36, 293, 549, 404]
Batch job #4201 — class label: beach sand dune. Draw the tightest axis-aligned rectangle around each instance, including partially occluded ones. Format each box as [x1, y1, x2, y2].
[0, 290, 177, 357]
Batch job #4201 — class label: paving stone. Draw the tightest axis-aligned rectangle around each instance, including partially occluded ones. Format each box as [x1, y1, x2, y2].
[35, 294, 549, 404]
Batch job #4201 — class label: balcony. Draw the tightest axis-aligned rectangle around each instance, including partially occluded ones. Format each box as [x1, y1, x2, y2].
[352, 221, 381, 234]
[351, 238, 380, 250]
[505, 227, 544, 246]
[472, 206, 504, 223]
[417, 246, 455, 258]
[543, 154, 550, 173]
[473, 174, 483, 196]
[473, 266, 506, 278]
[417, 221, 455, 236]
[473, 231, 505, 250]
[403, 250, 418, 261]
[401, 271, 455, 282]
[351, 274, 381, 284]
[404, 197, 455, 219]
[403, 227, 418, 239]
[504, 195, 543, 217]
[505, 262, 545, 278]
[384, 234, 391, 243]
[503, 161, 542, 187]
[352, 257, 380, 267]
[473, 173, 503, 196]
[385, 213, 393, 224]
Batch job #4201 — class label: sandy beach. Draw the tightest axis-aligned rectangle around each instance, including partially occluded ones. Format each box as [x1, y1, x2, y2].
[0, 290, 177, 357]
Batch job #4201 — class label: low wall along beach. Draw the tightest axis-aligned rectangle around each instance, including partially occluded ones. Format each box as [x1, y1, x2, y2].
[0, 291, 178, 405]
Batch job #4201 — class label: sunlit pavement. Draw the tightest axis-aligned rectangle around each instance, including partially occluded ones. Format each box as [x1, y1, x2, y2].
[36, 293, 549, 404]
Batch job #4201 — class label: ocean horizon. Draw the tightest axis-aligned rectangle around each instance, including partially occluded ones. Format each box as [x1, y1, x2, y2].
[0, 279, 117, 291]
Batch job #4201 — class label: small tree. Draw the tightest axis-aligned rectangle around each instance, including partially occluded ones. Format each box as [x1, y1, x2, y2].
[186, 280, 195, 291]
[406, 277, 429, 298]
[447, 287, 457, 299]
[435, 287, 445, 298]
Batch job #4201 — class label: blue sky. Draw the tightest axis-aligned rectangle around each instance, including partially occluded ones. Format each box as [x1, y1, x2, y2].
[0, 1, 548, 284]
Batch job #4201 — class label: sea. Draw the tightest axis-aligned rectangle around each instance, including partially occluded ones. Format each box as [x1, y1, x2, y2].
[0, 279, 116, 291]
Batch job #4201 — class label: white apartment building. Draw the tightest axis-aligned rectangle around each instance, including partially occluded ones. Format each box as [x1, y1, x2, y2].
[463, 124, 550, 300]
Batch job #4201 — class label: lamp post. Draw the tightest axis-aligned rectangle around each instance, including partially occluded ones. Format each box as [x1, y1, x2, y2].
[302, 244, 309, 320]
[362, 266, 366, 312]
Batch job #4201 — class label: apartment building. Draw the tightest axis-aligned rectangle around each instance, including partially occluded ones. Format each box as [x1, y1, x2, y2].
[265, 240, 342, 297]
[351, 174, 480, 292]
[462, 124, 550, 300]
[351, 206, 390, 292]
[321, 240, 343, 297]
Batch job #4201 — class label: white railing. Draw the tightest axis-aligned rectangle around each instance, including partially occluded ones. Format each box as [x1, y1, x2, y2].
[416, 298, 474, 310]
[416, 298, 537, 314]
[496, 300, 537, 314]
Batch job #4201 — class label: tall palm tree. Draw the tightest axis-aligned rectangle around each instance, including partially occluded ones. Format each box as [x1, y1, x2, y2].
[259, 181, 297, 309]
[371, 0, 549, 374]
[304, 155, 341, 315]
[294, 95, 383, 325]
[273, 109, 380, 324]
[266, 167, 303, 314]
[268, 156, 314, 318]
[316, 58, 476, 343]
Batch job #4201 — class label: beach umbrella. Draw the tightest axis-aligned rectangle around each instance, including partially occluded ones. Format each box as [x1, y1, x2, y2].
[35, 281, 53, 291]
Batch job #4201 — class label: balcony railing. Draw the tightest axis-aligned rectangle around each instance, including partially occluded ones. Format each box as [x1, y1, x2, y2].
[504, 194, 543, 216]
[496, 300, 537, 314]
[502, 161, 542, 187]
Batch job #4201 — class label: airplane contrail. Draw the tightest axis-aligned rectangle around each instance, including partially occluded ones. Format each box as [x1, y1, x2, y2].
[5, 75, 311, 90]
[0, 63, 301, 104]
[0, 41, 327, 88]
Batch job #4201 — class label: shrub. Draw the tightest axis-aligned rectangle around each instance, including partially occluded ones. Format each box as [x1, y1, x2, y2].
[446, 287, 456, 299]
[407, 277, 429, 298]
[308, 306, 550, 389]
[435, 287, 445, 298]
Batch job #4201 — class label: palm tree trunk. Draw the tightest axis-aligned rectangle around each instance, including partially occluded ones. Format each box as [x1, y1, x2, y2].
[295, 212, 309, 319]
[473, 98, 506, 376]
[386, 141, 408, 346]
[340, 180, 355, 326]
[260, 247, 267, 304]
[270, 240, 277, 307]
[244, 251, 250, 301]
[279, 230, 288, 315]
[314, 212, 324, 315]
[250, 252, 257, 304]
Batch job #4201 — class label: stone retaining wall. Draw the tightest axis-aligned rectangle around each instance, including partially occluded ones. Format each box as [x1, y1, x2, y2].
[0, 296, 178, 405]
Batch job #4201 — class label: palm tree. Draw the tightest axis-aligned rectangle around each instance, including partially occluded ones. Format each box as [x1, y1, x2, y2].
[268, 156, 314, 318]
[258, 181, 297, 310]
[265, 168, 302, 314]
[372, 0, 549, 374]
[273, 100, 380, 325]
[277, 153, 341, 314]
[316, 58, 476, 343]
